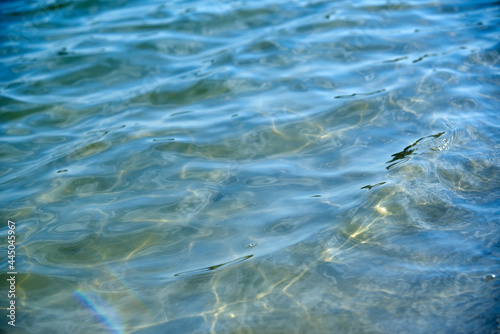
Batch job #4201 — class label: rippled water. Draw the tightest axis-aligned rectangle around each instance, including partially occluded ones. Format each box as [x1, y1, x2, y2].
[1, 0, 500, 333]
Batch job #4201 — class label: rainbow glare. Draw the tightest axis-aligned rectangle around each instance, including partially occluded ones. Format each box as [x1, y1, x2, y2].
[74, 289, 124, 334]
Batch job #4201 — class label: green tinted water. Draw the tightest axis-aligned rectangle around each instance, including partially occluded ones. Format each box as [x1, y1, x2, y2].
[1, 0, 499, 333]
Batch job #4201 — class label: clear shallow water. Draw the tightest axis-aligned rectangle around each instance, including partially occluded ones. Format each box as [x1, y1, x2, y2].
[1, 0, 499, 333]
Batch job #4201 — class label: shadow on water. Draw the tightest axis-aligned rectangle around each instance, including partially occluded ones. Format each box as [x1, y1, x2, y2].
[386, 131, 446, 170]
[174, 255, 254, 278]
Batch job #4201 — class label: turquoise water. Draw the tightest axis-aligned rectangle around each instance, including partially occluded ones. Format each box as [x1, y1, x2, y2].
[1, 0, 500, 333]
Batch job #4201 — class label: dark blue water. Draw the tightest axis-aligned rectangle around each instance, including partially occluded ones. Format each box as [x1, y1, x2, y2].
[1, 0, 500, 333]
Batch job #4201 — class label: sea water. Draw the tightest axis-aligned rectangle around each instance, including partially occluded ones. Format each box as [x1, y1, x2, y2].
[1, 0, 499, 333]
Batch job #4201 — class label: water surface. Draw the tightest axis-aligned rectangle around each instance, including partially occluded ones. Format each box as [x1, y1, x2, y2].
[1, 0, 500, 333]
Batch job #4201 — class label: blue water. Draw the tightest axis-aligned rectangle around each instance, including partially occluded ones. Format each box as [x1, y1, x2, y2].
[1, 0, 500, 333]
